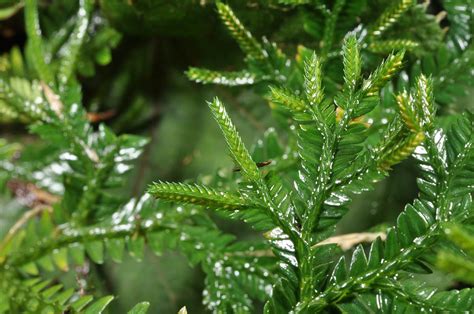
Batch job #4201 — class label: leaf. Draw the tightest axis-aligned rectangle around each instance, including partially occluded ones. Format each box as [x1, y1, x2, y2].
[128, 302, 150, 314]
[105, 238, 125, 263]
[85, 241, 104, 264]
[177, 306, 187, 314]
[83, 296, 114, 314]
[128, 236, 145, 262]
[51, 248, 69, 271]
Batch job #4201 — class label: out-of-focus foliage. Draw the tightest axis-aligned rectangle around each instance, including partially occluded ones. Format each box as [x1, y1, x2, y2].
[0, 0, 472, 313]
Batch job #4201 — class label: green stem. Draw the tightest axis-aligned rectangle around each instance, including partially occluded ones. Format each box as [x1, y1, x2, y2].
[6, 218, 176, 267]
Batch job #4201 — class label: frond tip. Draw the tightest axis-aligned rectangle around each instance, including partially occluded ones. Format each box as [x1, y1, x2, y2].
[269, 86, 307, 112]
[304, 52, 324, 107]
[208, 97, 261, 181]
[369, 0, 416, 38]
[148, 181, 248, 210]
[362, 50, 405, 97]
[216, 2, 266, 61]
[342, 35, 361, 92]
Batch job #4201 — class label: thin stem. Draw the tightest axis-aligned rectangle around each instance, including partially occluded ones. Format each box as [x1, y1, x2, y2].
[6, 218, 176, 267]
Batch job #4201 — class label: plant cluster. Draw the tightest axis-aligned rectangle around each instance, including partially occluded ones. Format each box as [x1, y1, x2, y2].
[0, 0, 472, 313]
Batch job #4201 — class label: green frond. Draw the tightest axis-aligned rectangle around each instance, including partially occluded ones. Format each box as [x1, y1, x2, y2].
[362, 50, 405, 97]
[216, 2, 267, 61]
[342, 35, 361, 92]
[303, 52, 324, 107]
[337, 286, 474, 312]
[378, 131, 425, 170]
[0, 46, 26, 77]
[0, 270, 114, 313]
[320, 0, 345, 58]
[0, 77, 46, 120]
[148, 181, 248, 210]
[24, 0, 54, 84]
[411, 45, 474, 111]
[0, 139, 20, 161]
[304, 196, 439, 311]
[442, 0, 472, 51]
[0, 100, 20, 122]
[413, 75, 435, 128]
[369, 39, 419, 54]
[269, 86, 307, 112]
[443, 224, 474, 256]
[369, 0, 416, 38]
[396, 91, 418, 132]
[264, 171, 294, 222]
[202, 247, 275, 313]
[186, 67, 258, 86]
[2, 5, 472, 310]
[57, 0, 93, 84]
[278, 0, 311, 4]
[437, 224, 474, 284]
[208, 97, 260, 182]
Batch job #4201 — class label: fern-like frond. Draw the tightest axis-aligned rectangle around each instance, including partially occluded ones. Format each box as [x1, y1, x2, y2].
[148, 181, 249, 210]
[437, 224, 474, 284]
[320, 0, 345, 59]
[337, 286, 474, 312]
[269, 86, 307, 113]
[216, 2, 267, 62]
[0, 77, 47, 121]
[186, 68, 258, 86]
[304, 52, 324, 107]
[208, 97, 261, 182]
[0, 269, 114, 313]
[57, 0, 93, 83]
[443, 0, 473, 51]
[369, 0, 416, 38]
[362, 50, 405, 97]
[298, 82, 472, 312]
[369, 39, 419, 54]
[24, 0, 54, 84]
[342, 35, 361, 93]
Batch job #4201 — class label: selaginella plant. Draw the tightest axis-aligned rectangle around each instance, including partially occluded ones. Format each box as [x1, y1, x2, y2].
[150, 34, 474, 311]
[0, 0, 473, 313]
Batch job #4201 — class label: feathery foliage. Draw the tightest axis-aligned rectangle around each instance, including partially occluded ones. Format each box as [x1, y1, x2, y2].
[0, 0, 472, 313]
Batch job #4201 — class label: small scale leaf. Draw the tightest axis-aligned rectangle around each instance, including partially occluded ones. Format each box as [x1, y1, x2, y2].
[128, 302, 150, 314]
[85, 241, 104, 264]
[349, 245, 368, 277]
[68, 243, 85, 265]
[105, 238, 125, 263]
[71, 296, 93, 312]
[52, 248, 69, 271]
[128, 236, 145, 262]
[84, 296, 114, 314]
